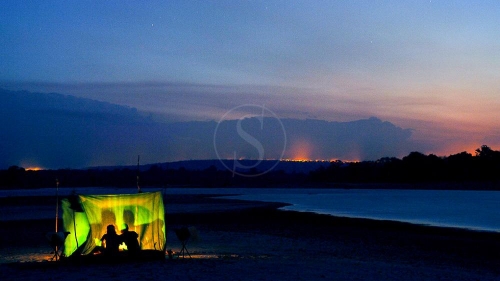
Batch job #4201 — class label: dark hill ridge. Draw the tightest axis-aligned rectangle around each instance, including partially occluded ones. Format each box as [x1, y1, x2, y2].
[92, 159, 332, 174]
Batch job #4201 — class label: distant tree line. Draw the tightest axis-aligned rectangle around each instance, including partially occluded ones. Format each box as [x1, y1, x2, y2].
[309, 145, 500, 185]
[1, 145, 500, 190]
[0, 163, 305, 189]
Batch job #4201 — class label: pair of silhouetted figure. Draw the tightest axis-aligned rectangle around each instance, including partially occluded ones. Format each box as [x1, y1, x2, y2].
[100, 224, 140, 256]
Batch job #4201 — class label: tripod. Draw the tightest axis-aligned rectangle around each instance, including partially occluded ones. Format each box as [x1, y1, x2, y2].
[178, 239, 191, 258]
[174, 228, 192, 259]
[46, 232, 70, 261]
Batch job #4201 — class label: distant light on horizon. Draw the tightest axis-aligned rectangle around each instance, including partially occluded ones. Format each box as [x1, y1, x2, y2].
[25, 166, 44, 171]
[288, 139, 314, 161]
[281, 158, 359, 163]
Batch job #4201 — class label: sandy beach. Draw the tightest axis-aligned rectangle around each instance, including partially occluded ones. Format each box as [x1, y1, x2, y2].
[1, 194, 500, 280]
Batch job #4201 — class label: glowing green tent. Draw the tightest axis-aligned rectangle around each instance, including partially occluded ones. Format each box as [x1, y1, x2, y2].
[61, 191, 166, 257]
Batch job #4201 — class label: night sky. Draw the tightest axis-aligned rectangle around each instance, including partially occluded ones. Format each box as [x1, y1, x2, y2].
[1, 1, 500, 168]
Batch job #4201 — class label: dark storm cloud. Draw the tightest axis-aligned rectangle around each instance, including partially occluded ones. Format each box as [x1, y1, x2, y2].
[0, 89, 172, 168]
[1, 89, 422, 169]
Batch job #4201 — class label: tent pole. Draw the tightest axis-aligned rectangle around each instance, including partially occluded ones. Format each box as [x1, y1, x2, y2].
[71, 189, 79, 249]
[54, 178, 59, 260]
[55, 178, 59, 232]
[137, 155, 141, 193]
[73, 209, 79, 249]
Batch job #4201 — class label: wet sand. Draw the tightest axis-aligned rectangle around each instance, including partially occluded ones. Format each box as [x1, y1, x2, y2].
[1, 195, 500, 280]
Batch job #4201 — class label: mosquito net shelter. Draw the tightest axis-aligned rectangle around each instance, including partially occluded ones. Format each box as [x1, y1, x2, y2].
[61, 191, 166, 257]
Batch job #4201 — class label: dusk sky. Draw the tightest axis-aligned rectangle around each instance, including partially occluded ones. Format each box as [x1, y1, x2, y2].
[1, 1, 500, 168]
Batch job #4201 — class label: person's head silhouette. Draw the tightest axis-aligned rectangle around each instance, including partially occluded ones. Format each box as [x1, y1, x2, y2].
[106, 224, 116, 235]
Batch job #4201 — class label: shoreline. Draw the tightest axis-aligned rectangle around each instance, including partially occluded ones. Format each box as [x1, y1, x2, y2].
[278, 208, 500, 234]
[3, 192, 500, 234]
[1, 195, 500, 280]
[2, 180, 500, 193]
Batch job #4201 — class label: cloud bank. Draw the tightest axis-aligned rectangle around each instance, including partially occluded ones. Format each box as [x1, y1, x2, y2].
[1, 89, 423, 169]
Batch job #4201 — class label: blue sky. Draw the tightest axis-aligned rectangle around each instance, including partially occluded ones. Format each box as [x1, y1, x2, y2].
[2, 0, 500, 161]
[4, 1, 499, 85]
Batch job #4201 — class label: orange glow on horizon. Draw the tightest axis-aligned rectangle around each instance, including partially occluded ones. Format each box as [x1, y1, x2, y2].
[288, 139, 314, 161]
[438, 145, 478, 157]
[25, 166, 43, 171]
[282, 158, 334, 163]
[429, 142, 500, 158]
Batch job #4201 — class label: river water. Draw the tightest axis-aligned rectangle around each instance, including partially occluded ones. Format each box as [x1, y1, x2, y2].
[1, 187, 499, 232]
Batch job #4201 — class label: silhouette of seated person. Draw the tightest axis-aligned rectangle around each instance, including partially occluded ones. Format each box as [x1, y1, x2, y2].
[100, 225, 121, 255]
[120, 223, 140, 254]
